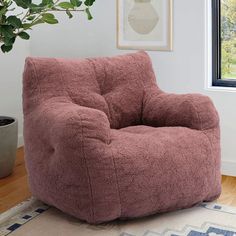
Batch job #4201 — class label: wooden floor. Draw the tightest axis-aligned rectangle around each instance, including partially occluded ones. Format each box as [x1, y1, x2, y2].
[0, 148, 31, 213]
[0, 147, 236, 213]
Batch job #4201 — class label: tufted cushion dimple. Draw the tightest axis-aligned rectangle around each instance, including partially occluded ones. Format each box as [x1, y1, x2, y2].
[23, 51, 221, 224]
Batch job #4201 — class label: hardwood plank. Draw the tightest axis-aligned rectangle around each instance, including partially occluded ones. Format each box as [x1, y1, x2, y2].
[0, 147, 31, 213]
[0, 147, 236, 213]
[217, 175, 236, 206]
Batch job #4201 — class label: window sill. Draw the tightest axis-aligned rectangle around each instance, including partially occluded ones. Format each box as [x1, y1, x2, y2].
[206, 86, 236, 93]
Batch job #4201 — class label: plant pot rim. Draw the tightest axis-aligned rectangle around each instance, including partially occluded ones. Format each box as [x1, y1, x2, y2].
[0, 116, 18, 128]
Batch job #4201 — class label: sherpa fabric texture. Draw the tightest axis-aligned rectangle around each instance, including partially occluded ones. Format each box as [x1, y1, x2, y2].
[23, 51, 221, 224]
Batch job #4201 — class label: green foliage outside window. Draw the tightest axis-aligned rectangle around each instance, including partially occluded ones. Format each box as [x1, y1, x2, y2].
[221, 0, 236, 79]
[0, 0, 96, 53]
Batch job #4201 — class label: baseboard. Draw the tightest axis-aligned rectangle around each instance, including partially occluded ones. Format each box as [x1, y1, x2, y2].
[18, 134, 24, 148]
[222, 160, 236, 177]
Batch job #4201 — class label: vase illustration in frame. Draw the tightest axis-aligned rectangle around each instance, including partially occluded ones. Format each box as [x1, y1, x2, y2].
[117, 0, 173, 51]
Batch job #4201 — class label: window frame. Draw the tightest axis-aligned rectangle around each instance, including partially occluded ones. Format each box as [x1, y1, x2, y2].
[212, 0, 236, 87]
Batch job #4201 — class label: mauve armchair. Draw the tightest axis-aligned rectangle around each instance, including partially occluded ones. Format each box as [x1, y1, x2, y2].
[23, 51, 221, 224]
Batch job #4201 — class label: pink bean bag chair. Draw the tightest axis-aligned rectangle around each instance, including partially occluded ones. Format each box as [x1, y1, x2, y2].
[23, 51, 221, 224]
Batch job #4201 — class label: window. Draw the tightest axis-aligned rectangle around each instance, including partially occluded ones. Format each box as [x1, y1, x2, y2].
[212, 0, 236, 87]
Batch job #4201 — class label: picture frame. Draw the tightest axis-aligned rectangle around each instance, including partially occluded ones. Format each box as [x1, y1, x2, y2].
[117, 0, 173, 51]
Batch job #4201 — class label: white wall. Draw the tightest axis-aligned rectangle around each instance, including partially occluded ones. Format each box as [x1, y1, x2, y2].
[30, 0, 236, 176]
[0, 40, 30, 147]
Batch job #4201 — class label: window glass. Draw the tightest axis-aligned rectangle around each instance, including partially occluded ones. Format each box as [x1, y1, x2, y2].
[221, 0, 236, 80]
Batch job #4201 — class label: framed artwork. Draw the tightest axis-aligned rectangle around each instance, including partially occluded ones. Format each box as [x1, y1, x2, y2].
[117, 0, 173, 51]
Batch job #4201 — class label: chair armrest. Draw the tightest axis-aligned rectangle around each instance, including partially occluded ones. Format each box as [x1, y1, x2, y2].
[24, 101, 111, 147]
[142, 91, 219, 130]
[24, 101, 113, 223]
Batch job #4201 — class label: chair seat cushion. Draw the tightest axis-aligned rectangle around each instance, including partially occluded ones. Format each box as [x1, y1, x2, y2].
[110, 126, 220, 218]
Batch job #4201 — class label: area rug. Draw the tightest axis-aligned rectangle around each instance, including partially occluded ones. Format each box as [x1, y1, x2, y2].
[0, 198, 236, 236]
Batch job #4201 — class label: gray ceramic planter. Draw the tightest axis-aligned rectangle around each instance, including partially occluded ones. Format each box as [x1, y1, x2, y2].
[0, 116, 18, 178]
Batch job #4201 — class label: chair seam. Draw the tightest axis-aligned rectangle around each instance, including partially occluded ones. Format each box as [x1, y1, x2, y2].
[88, 59, 113, 125]
[164, 94, 176, 127]
[129, 53, 149, 126]
[110, 145, 122, 217]
[55, 58, 73, 101]
[140, 90, 145, 124]
[23, 60, 40, 116]
[187, 97, 218, 131]
[102, 60, 113, 124]
[188, 98, 203, 130]
[201, 129, 218, 196]
[77, 112, 95, 222]
[30, 59, 41, 96]
[29, 59, 42, 115]
[87, 59, 103, 95]
[55, 59, 95, 220]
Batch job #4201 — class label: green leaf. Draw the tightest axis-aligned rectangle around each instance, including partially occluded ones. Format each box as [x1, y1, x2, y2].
[42, 17, 58, 24]
[33, 19, 45, 25]
[58, 2, 74, 9]
[70, 0, 82, 7]
[84, 0, 95, 6]
[1, 44, 13, 53]
[7, 16, 22, 28]
[42, 13, 55, 19]
[18, 31, 30, 39]
[42, 13, 58, 24]
[22, 19, 44, 30]
[3, 36, 15, 46]
[29, 3, 45, 13]
[22, 23, 32, 29]
[40, 0, 53, 6]
[66, 10, 73, 18]
[0, 14, 7, 25]
[14, 0, 31, 9]
[0, 25, 15, 38]
[85, 7, 92, 20]
[0, 6, 7, 17]
[26, 15, 36, 21]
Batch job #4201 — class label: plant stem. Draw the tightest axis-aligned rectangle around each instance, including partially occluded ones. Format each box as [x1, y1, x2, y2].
[48, 8, 85, 12]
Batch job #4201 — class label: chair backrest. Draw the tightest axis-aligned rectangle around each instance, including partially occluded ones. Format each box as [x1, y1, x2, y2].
[23, 51, 157, 129]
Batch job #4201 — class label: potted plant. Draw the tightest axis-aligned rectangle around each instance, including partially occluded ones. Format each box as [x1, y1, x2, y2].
[0, 116, 18, 178]
[0, 0, 96, 178]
